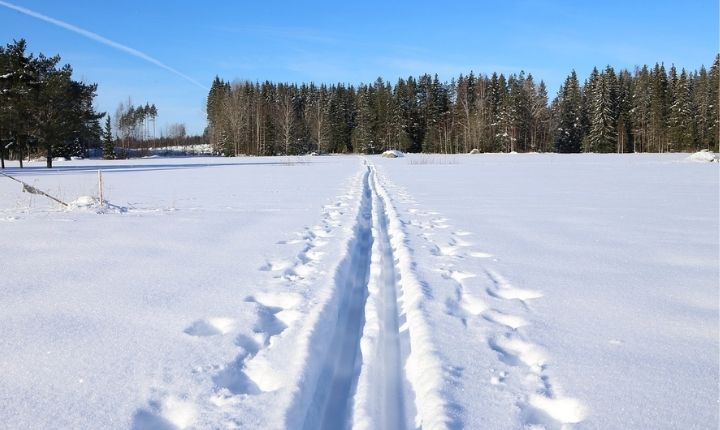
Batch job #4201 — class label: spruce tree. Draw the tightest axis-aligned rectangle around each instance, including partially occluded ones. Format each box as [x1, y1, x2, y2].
[351, 86, 374, 153]
[588, 66, 619, 153]
[555, 71, 583, 153]
[649, 63, 669, 151]
[631, 65, 652, 152]
[669, 69, 696, 150]
[103, 115, 115, 159]
[708, 55, 720, 151]
[616, 70, 634, 153]
[581, 67, 600, 152]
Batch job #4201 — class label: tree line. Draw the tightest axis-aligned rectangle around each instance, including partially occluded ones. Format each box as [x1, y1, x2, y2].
[114, 100, 158, 148]
[0, 39, 103, 168]
[207, 56, 719, 156]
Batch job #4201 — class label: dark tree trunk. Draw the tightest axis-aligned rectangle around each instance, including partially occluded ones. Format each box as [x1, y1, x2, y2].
[46, 144, 52, 168]
[18, 138, 23, 169]
[1, 148, 5, 169]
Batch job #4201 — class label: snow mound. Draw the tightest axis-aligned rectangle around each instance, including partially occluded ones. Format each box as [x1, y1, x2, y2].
[469, 149, 480, 154]
[685, 150, 717, 163]
[67, 196, 127, 214]
[69, 195, 99, 208]
[381, 150, 404, 158]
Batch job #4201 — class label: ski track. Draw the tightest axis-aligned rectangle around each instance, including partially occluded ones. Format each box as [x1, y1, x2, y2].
[299, 167, 373, 430]
[130, 158, 587, 429]
[376, 167, 588, 429]
[353, 167, 411, 430]
[289, 162, 458, 430]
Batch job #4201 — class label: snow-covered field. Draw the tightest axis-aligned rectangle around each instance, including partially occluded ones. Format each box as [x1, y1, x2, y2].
[0, 154, 717, 429]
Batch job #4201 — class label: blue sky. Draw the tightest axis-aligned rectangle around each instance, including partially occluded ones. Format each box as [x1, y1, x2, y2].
[1, 0, 717, 135]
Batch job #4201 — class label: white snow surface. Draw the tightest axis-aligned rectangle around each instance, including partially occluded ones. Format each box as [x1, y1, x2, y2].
[0, 153, 717, 429]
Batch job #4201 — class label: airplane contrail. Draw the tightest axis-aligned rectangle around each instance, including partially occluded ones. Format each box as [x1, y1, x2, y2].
[0, 0, 207, 90]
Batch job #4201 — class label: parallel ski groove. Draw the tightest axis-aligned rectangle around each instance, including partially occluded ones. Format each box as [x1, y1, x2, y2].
[300, 167, 373, 430]
[371, 166, 456, 430]
[298, 162, 453, 430]
[353, 166, 412, 429]
[371, 172, 408, 430]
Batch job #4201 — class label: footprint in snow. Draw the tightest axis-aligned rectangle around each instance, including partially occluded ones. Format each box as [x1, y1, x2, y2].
[522, 394, 588, 428]
[484, 269, 543, 303]
[488, 334, 547, 370]
[212, 293, 303, 396]
[483, 310, 529, 329]
[259, 259, 294, 272]
[131, 397, 198, 430]
[213, 355, 262, 395]
[184, 317, 236, 337]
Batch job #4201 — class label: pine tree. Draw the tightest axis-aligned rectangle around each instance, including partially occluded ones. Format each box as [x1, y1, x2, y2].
[708, 55, 720, 151]
[616, 70, 633, 153]
[669, 69, 696, 150]
[631, 65, 651, 152]
[555, 70, 584, 153]
[487, 73, 503, 151]
[581, 67, 600, 152]
[588, 66, 619, 153]
[495, 74, 513, 152]
[396, 77, 422, 152]
[103, 115, 115, 159]
[649, 63, 669, 152]
[351, 86, 375, 153]
[531, 80, 551, 152]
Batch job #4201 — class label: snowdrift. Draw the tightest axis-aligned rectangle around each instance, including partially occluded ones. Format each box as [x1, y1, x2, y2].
[381, 150, 404, 158]
[685, 150, 718, 162]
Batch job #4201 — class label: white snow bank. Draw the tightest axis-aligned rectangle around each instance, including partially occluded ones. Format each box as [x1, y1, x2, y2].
[381, 150, 404, 158]
[685, 150, 718, 162]
[69, 195, 98, 208]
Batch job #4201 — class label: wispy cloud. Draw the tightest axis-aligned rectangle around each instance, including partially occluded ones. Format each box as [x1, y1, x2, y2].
[0, 0, 207, 90]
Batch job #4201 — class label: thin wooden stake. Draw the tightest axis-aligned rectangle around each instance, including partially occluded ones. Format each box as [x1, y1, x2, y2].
[98, 170, 104, 204]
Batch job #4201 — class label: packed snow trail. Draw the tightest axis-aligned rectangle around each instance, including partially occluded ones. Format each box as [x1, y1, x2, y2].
[300, 163, 455, 429]
[369, 172, 407, 430]
[301, 168, 373, 430]
[352, 166, 411, 430]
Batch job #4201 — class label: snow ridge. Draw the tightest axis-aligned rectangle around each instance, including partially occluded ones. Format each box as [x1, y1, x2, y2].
[371, 166, 459, 430]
